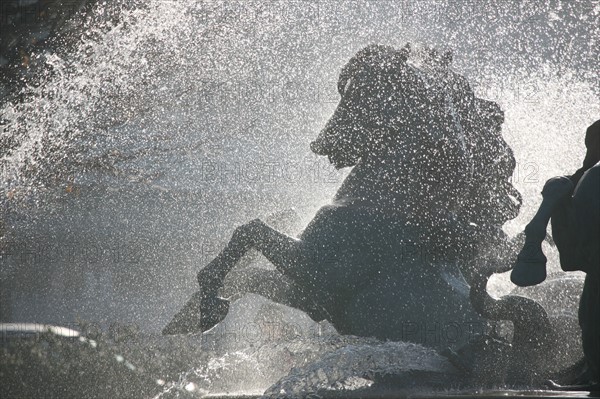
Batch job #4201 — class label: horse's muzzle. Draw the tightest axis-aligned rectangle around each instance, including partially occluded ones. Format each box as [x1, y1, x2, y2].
[310, 140, 327, 155]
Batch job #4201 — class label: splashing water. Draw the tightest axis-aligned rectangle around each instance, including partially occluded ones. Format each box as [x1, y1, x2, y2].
[1, 0, 598, 396]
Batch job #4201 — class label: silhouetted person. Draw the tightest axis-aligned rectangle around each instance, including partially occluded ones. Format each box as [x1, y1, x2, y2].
[512, 119, 599, 389]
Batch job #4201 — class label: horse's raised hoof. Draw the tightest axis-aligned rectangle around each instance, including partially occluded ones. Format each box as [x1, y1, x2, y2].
[511, 242, 547, 287]
[162, 291, 229, 335]
[198, 295, 230, 332]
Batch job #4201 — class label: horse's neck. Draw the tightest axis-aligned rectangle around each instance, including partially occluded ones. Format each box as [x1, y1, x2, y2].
[333, 152, 468, 216]
[333, 156, 423, 209]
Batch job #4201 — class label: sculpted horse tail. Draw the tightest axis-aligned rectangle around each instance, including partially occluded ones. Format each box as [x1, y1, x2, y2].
[468, 251, 556, 384]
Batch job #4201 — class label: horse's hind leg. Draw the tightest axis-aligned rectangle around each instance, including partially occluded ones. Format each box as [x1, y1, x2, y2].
[163, 219, 319, 335]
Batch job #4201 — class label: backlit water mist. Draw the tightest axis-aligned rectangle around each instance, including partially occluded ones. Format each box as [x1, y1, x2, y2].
[0, 0, 598, 395]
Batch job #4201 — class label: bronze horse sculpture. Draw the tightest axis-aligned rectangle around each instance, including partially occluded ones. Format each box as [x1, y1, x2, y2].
[164, 44, 528, 353]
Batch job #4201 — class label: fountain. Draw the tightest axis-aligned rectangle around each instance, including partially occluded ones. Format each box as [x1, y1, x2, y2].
[0, 0, 598, 397]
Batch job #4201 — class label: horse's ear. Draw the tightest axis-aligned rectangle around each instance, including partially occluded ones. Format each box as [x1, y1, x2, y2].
[441, 49, 453, 68]
[422, 46, 453, 70]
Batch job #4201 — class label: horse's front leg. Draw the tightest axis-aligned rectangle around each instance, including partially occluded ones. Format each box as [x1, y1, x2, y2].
[197, 219, 305, 297]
